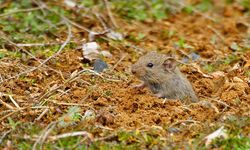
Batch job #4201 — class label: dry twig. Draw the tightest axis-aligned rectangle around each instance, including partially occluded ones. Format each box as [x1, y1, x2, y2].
[0, 32, 65, 83]
[0, 111, 17, 122]
[111, 53, 127, 71]
[103, 0, 118, 28]
[0, 99, 14, 110]
[35, 108, 49, 121]
[32, 122, 57, 150]
[48, 131, 93, 141]
[207, 25, 225, 44]
[169, 119, 200, 128]
[9, 95, 20, 109]
[0, 7, 41, 17]
[0, 130, 12, 144]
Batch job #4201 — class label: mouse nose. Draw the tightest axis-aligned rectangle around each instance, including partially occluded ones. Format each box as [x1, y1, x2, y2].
[131, 67, 136, 74]
[131, 69, 136, 74]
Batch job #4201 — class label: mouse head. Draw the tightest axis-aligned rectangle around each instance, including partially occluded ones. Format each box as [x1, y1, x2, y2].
[131, 51, 177, 82]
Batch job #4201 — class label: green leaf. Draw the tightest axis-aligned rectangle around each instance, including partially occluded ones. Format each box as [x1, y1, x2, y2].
[196, 0, 213, 12]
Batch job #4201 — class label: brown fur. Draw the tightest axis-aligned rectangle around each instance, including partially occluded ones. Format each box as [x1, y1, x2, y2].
[131, 51, 198, 102]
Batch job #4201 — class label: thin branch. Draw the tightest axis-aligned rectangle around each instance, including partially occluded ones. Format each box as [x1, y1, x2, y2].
[111, 53, 127, 71]
[32, 122, 57, 150]
[50, 100, 91, 107]
[48, 131, 93, 141]
[95, 13, 109, 30]
[207, 25, 225, 44]
[0, 111, 17, 122]
[0, 7, 42, 17]
[103, 0, 118, 28]
[34, 0, 92, 33]
[0, 129, 12, 144]
[0, 106, 51, 122]
[0, 20, 71, 84]
[37, 21, 72, 69]
[9, 95, 20, 109]
[0, 99, 14, 110]
[0, 32, 65, 83]
[35, 108, 49, 121]
[16, 42, 68, 47]
[169, 119, 200, 128]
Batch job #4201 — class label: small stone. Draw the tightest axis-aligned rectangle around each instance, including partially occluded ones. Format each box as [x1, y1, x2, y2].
[189, 52, 200, 61]
[82, 42, 100, 60]
[230, 42, 240, 51]
[106, 30, 123, 40]
[182, 56, 189, 63]
[82, 110, 95, 121]
[93, 59, 108, 73]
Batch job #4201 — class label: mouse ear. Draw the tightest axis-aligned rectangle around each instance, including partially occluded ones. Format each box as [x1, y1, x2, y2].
[163, 57, 177, 71]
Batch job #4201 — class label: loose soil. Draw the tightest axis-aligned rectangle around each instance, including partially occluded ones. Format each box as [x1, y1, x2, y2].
[0, 1, 249, 147]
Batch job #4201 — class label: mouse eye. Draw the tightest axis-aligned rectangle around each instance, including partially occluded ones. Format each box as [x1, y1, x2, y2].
[147, 63, 154, 68]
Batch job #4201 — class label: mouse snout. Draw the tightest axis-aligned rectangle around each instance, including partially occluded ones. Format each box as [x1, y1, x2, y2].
[131, 67, 136, 74]
[131, 64, 138, 74]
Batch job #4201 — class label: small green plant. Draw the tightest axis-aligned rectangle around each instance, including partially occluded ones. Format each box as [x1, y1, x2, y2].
[102, 90, 113, 97]
[175, 37, 194, 49]
[210, 116, 250, 150]
[244, 71, 250, 77]
[137, 33, 146, 40]
[183, 5, 194, 14]
[162, 30, 176, 39]
[241, 0, 250, 10]
[58, 106, 82, 128]
[18, 141, 32, 150]
[223, 54, 239, 65]
[57, 137, 83, 149]
[202, 64, 215, 73]
[19, 76, 36, 84]
[7, 117, 21, 130]
[0, 49, 23, 59]
[127, 33, 146, 42]
[0, 0, 68, 43]
[195, 0, 213, 12]
[0, 51, 6, 59]
[80, 0, 95, 7]
[211, 136, 250, 150]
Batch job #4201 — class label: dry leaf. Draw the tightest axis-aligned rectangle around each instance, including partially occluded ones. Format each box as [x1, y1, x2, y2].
[210, 71, 225, 78]
[191, 63, 212, 78]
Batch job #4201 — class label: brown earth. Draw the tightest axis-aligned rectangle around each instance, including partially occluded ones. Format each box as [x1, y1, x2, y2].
[0, 1, 250, 145]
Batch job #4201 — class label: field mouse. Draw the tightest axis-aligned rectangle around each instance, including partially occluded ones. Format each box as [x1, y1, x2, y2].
[131, 51, 198, 102]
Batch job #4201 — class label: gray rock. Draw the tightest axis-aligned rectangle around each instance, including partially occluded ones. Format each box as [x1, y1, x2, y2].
[93, 59, 108, 73]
